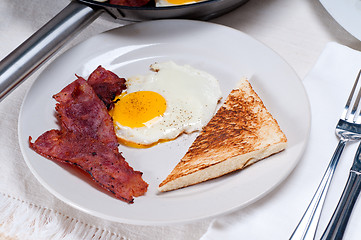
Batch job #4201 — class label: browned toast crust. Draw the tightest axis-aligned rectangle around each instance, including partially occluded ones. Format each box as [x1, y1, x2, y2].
[159, 79, 287, 191]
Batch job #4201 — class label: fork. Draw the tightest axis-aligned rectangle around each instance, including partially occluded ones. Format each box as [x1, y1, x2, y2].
[289, 70, 361, 240]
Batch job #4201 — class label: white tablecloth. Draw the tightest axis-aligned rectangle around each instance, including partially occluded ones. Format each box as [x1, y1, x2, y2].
[1, 0, 361, 239]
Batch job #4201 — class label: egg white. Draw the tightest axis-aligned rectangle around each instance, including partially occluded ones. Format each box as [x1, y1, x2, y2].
[113, 61, 222, 146]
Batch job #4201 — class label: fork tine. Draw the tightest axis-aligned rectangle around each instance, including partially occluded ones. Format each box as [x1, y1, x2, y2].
[343, 69, 361, 121]
[290, 69, 361, 240]
[350, 72, 361, 123]
[355, 89, 361, 124]
[352, 87, 361, 123]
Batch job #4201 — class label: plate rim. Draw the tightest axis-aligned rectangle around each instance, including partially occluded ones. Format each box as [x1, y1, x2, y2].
[18, 19, 311, 225]
[320, 0, 361, 41]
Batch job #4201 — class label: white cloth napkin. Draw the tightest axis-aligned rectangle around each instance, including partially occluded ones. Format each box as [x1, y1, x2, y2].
[201, 42, 361, 240]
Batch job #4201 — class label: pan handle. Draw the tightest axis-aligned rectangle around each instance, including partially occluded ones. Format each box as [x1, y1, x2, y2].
[0, 1, 104, 101]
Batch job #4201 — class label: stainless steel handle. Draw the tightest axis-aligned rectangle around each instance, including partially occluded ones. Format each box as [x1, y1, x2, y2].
[290, 139, 347, 240]
[320, 169, 361, 239]
[0, 1, 103, 101]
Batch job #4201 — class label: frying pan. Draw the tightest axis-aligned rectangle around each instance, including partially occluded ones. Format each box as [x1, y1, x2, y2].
[0, 0, 248, 101]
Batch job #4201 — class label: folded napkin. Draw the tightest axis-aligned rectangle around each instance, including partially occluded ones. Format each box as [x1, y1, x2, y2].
[201, 42, 361, 240]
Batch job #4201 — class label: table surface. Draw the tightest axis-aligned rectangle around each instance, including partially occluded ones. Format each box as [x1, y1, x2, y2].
[2, 0, 361, 79]
[1, 0, 361, 239]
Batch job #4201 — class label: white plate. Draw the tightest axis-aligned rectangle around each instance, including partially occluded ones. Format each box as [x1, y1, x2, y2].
[18, 19, 310, 225]
[320, 0, 361, 41]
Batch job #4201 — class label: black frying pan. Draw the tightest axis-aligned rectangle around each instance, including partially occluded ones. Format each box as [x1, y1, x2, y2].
[0, 0, 248, 101]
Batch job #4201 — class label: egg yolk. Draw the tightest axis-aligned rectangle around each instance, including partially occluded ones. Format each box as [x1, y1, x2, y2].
[167, 0, 201, 4]
[110, 91, 167, 128]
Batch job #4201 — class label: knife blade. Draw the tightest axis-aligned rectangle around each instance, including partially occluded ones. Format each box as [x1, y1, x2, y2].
[321, 142, 361, 240]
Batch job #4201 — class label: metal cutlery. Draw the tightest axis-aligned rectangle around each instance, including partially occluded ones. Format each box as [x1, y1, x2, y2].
[290, 70, 361, 240]
[320, 141, 361, 240]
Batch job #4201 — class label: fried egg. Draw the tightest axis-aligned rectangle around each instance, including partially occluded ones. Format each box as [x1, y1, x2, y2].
[155, 0, 206, 7]
[109, 61, 222, 147]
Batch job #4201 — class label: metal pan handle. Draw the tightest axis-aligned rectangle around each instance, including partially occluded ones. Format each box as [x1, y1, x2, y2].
[0, 1, 103, 101]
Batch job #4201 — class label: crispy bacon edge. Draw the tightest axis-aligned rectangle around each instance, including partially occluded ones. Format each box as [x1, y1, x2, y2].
[87, 65, 126, 110]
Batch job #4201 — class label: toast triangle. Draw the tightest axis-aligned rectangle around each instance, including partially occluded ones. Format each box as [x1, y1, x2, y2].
[158, 78, 287, 192]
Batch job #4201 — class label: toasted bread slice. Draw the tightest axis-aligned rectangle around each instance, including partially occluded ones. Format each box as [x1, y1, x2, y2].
[158, 78, 287, 192]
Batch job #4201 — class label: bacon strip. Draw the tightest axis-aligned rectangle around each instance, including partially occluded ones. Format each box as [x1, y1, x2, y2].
[54, 77, 119, 149]
[109, 0, 151, 7]
[87, 66, 126, 110]
[29, 77, 148, 203]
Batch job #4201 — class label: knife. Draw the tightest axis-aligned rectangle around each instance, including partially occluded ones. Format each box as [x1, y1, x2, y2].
[321, 142, 361, 240]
